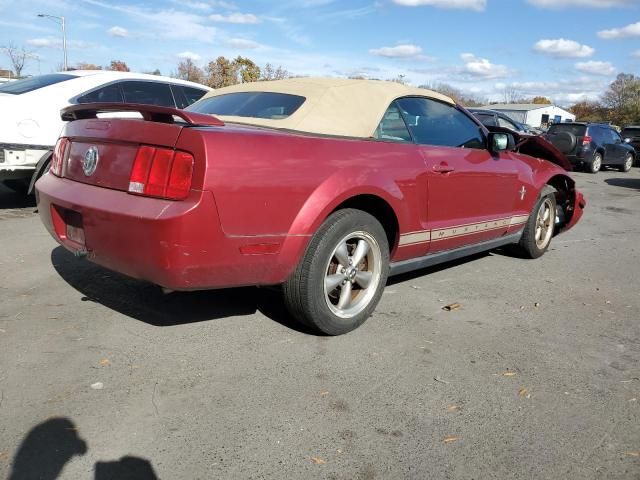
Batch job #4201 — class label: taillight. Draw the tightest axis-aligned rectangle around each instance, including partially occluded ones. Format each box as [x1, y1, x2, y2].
[50, 137, 70, 177]
[582, 135, 592, 146]
[128, 146, 194, 200]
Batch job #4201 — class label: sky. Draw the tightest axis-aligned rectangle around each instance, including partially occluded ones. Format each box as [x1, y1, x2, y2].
[1, 0, 639, 105]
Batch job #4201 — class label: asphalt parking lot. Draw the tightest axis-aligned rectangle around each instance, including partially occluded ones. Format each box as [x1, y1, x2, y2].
[0, 170, 639, 480]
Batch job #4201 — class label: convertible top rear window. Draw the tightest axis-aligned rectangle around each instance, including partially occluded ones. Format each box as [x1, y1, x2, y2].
[0, 73, 75, 95]
[187, 92, 305, 119]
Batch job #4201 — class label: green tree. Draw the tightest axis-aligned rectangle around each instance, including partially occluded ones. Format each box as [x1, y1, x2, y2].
[205, 56, 237, 88]
[234, 56, 260, 83]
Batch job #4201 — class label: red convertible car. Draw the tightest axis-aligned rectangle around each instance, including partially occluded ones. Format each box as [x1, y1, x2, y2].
[36, 78, 585, 335]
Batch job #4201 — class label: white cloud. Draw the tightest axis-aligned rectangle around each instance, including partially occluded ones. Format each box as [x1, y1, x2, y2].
[81, 0, 218, 42]
[632, 49, 640, 57]
[460, 53, 510, 79]
[107, 26, 128, 37]
[209, 12, 259, 23]
[369, 44, 422, 58]
[225, 38, 262, 49]
[392, 0, 486, 10]
[575, 60, 616, 75]
[533, 38, 595, 58]
[177, 51, 201, 61]
[598, 21, 640, 39]
[528, 0, 634, 8]
[27, 37, 92, 49]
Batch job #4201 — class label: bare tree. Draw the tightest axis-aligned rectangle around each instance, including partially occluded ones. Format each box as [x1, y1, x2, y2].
[261, 63, 289, 81]
[175, 58, 205, 84]
[1, 42, 34, 78]
[502, 86, 523, 104]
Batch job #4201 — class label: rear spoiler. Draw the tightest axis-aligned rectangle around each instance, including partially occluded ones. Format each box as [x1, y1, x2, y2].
[60, 102, 224, 127]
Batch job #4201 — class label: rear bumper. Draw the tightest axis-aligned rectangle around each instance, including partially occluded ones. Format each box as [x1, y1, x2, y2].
[36, 174, 308, 290]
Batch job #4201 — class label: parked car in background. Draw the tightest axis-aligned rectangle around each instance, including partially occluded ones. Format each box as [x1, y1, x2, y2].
[36, 78, 584, 335]
[468, 108, 530, 134]
[621, 125, 640, 165]
[544, 122, 635, 173]
[0, 71, 210, 194]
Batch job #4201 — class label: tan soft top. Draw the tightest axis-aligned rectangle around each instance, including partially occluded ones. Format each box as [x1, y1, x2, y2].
[198, 77, 455, 138]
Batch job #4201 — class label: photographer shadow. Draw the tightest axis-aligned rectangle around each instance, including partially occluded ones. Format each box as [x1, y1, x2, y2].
[8, 418, 158, 480]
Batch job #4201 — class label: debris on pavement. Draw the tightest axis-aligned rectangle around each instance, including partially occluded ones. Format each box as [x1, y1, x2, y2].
[442, 303, 461, 311]
[443, 436, 460, 443]
[90, 382, 104, 390]
[310, 456, 326, 464]
[434, 376, 450, 384]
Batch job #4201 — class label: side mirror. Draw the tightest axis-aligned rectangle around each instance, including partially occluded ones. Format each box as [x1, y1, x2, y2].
[489, 132, 513, 153]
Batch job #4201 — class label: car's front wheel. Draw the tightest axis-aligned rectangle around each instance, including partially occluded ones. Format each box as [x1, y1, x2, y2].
[620, 153, 633, 173]
[283, 209, 389, 335]
[517, 187, 557, 259]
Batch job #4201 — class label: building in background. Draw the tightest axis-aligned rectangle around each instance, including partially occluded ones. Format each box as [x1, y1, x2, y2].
[483, 103, 576, 129]
[0, 69, 13, 83]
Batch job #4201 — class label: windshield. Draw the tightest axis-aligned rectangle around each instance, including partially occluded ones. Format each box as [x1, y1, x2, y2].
[0, 73, 76, 95]
[187, 92, 305, 119]
[622, 127, 640, 137]
[548, 124, 587, 136]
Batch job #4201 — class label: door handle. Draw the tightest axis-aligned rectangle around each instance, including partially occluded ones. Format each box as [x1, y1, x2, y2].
[433, 162, 455, 173]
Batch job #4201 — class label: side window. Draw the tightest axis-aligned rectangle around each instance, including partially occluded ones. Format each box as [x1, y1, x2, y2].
[172, 85, 207, 109]
[396, 97, 485, 149]
[609, 129, 622, 143]
[497, 116, 518, 130]
[121, 81, 175, 107]
[373, 102, 412, 142]
[76, 83, 123, 103]
[475, 113, 497, 127]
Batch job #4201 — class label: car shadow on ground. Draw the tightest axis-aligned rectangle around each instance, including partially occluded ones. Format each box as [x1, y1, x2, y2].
[50, 247, 317, 335]
[0, 184, 36, 209]
[7, 417, 158, 480]
[605, 177, 640, 191]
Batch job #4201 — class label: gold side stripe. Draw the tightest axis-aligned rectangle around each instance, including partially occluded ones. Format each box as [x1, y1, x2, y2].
[399, 214, 529, 247]
[398, 231, 431, 246]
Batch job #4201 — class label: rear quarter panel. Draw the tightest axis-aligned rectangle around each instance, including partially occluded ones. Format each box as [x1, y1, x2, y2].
[194, 125, 427, 243]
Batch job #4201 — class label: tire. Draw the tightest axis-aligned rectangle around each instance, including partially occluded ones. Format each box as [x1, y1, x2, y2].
[586, 152, 602, 174]
[283, 209, 390, 335]
[551, 132, 577, 154]
[517, 186, 557, 259]
[620, 153, 633, 173]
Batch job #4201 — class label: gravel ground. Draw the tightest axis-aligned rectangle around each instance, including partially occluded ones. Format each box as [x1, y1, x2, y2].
[0, 170, 639, 480]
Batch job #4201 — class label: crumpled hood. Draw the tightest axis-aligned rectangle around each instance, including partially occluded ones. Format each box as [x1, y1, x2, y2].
[516, 134, 573, 171]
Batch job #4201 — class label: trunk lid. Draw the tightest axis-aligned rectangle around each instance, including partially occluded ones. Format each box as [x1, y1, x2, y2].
[59, 103, 223, 192]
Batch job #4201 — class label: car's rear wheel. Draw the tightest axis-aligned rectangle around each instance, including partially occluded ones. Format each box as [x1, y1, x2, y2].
[517, 187, 557, 259]
[283, 209, 389, 335]
[620, 153, 633, 172]
[586, 152, 602, 174]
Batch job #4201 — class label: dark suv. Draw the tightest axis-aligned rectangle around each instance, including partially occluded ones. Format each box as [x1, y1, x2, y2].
[621, 126, 640, 163]
[544, 122, 635, 173]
